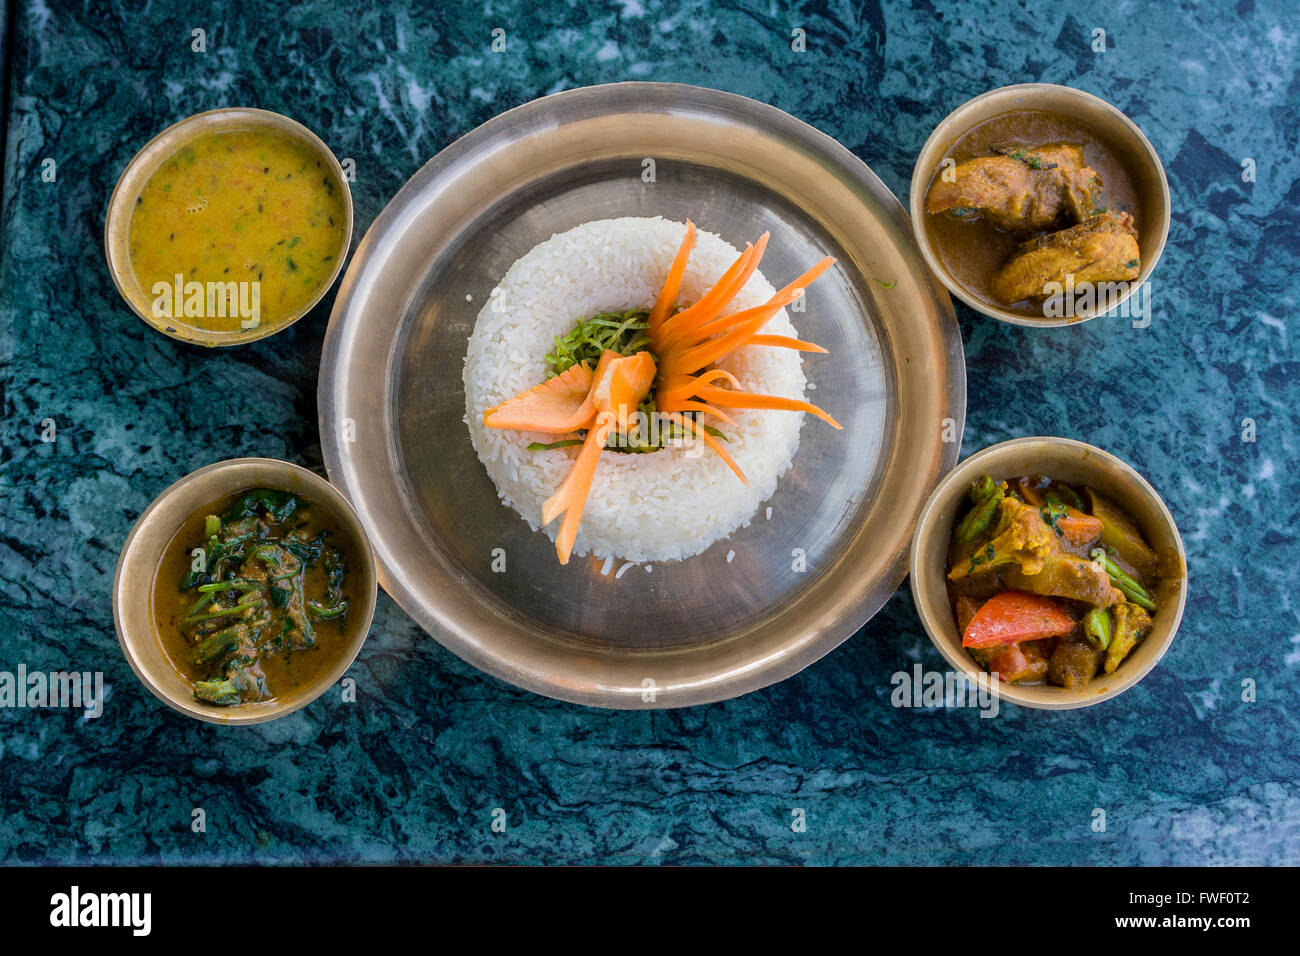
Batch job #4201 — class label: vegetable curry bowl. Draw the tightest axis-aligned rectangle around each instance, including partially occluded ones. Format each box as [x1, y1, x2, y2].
[114, 459, 377, 724]
[105, 108, 353, 347]
[909, 438, 1186, 710]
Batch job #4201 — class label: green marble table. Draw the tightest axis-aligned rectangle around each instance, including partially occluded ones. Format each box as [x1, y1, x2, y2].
[1, 0, 1296, 864]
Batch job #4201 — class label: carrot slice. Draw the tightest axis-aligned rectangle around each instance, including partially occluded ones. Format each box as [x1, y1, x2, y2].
[592, 349, 657, 434]
[657, 245, 753, 341]
[675, 256, 835, 347]
[694, 383, 842, 429]
[961, 590, 1077, 648]
[673, 311, 777, 373]
[660, 294, 791, 354]
[648, 221, 696, 334]
[659, 399, 735, 425]
[770, 255, 836, 301]
[655, 368, 742, 405]
[483, 361, 598, 434]
[541, 411, 616, 565]
[657, 233, 769, 342]
[663, 412, 748, 485]
[1056, 511, 1103, 548]
[746, 334, 828, 353]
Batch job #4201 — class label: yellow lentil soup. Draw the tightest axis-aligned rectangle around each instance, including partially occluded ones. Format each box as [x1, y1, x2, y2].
[127, 127, 348, 336]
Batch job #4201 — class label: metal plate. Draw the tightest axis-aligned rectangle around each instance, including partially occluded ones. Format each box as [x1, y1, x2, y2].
[319, 83, 964, 708]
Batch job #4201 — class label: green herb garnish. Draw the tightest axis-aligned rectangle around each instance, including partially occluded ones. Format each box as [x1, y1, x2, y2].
[526, 438, 585, 451]
[546, 310, 654, 377]
[1040, 499, 1070, 534]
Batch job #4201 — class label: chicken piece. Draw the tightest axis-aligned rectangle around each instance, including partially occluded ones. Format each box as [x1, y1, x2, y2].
[990, 211, 1141, 304]
[925, 142, 1101, 233]
[993, 142, 1084, 169]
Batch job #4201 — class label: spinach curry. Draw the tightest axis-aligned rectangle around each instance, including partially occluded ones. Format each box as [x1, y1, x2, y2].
[152, 489, 354, 706]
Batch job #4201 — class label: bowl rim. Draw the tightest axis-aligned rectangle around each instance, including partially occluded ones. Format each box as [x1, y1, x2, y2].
[908, 82, 1172, 328]
[908, 436, 1188, 710]
[112, 457, 377, 724]
[103, 106, 354, 348]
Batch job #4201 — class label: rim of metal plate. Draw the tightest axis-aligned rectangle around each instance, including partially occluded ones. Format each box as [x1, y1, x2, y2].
[319, 82, 965, 708]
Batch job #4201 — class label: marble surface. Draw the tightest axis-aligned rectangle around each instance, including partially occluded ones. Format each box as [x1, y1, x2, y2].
[1, 0, 1297, 865]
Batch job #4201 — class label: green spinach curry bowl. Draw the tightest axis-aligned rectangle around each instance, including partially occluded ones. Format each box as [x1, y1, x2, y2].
[909, 437, 1186, 710]
[113, 458, 377, 724]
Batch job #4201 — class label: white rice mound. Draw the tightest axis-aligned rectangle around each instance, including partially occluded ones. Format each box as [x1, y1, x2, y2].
[462, 216, 808, 563]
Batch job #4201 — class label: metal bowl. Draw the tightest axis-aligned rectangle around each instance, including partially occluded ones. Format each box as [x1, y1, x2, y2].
[909, 437, 1187, 709]
[113, 458, 377, 724]
[909, 83, 1170, 327]
[319, 82, 965, 708]
[104, 107, 353, 347]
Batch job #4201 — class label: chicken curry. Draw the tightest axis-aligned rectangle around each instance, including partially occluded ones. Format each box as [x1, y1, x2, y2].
[923, 110, 1141, 317]
[947, 473, 1171, 687]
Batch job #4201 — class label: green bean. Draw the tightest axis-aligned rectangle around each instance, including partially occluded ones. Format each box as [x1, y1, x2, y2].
[1090, 549, 1157, 612]
[1083, 607, 1111, 651]
[308, 600, 348, 620]
[968, 474, 997, 505]
[191, 625, 246, 665]
[954, 478, 1005, 546]
[183, 591, 216, 619]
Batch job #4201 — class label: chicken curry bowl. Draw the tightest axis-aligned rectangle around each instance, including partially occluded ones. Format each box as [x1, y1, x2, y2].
[946, 473, 1179, 688]
[922, 108, 1145, 319]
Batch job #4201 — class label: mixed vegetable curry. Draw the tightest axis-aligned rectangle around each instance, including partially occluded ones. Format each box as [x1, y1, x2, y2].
[947, 473, 1169, 687]
[153, 489, 353, 706]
